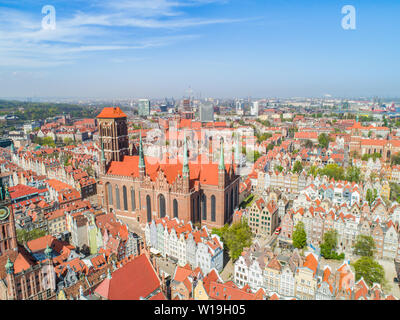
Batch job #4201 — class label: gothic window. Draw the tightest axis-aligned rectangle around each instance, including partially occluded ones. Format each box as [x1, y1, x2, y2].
[225, 194, 229, 221]
[197, 195, 201, 221]
[235, 185, 238, 207]
[231, 189, 234, 216]
[159, 194, 166, 218]
[201, 194, 207, 220]
[192, 198, 195, 222]
[173, 199, 178, 218]
[211, 195, 216, 222]
[107, 183, 113, 206]
[115, 185, 120, 210]
[146, 195, 152, 222]
[123, 186, 128, 211]
[131, 187, 136, 211]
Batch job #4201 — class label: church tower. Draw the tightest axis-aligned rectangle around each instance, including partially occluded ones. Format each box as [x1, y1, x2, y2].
[97, 107, 129, 167]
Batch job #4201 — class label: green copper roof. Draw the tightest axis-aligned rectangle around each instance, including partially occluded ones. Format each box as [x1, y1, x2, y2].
[139, 130, 145, 169]
[218, 138, 225, 171]
[44, 244, 52, 258]
[5, 257, 14, 274]
[183, 136, 189, 175]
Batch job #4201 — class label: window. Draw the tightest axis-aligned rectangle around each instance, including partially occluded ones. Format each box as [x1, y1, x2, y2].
[123, 186, 128, 211]
[146, 195, 152, 222]
[201, 194, 207, 220]
[173, 199, 178, 218]
[159, 194, 166, 218]
[107, 183, 113, 205]
[131, 187, 136, 211]
[115, 185, 120, 210]
[211, 195, 216, 221]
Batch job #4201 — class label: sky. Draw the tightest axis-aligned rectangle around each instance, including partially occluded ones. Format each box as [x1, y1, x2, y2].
[0, 0, 399, 99]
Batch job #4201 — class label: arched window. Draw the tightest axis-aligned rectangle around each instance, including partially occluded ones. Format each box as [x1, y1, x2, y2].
[192, 198, 195, 222]
[123, 186, 128, 211]
[225, 194, 229, 221]
[235, 185, 238, 207]
[211, 195, 216, 222]
[201, 194, 207, 220]
[159, 194, 166, 218]
[115, 185, 120, 210]
[231, 189, 234, 216]
[131, 187, 136, 211]
[107, 183, 113, 206]
[173, 199, 178, 218]
[146, 195, 152, 222]
[197, 195, 201, 221]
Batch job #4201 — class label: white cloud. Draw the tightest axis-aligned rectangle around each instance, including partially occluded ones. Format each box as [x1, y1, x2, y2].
[0, 0, 246, 68]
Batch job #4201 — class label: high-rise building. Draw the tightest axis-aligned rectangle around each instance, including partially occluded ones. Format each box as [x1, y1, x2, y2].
[251, 101, 259, 116]
[138, 99, 151, 117]
[235, 100, 244, 113]
[199, 103, 214, 122]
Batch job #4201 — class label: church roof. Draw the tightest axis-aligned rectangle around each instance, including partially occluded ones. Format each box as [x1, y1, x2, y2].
[97, 107, 127, 119]
[106, 155, 234, 187]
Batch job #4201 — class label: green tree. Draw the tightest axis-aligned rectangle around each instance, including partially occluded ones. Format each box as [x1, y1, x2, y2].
[353, 256, 385, 287]
[293, 221, 307, 249]
[16, 228, 47, 244]
[320, 229, 345, 260]
[318, 133, 330, 149]
[309, 165, 318, 178]
[266, 143, 274, 151]
[345, 166, 361, 183]
[391, 153, 400, 165]
[212, 221, 253, 260]
[63, 137, 75, 146]
[353, 235, 376, 257]
[293, 160, 303, 174]
[274, 165, 283, 172]
[304, 139, 313, 148]
[318, 163, 345, 181]
[366, 189, 378, 207]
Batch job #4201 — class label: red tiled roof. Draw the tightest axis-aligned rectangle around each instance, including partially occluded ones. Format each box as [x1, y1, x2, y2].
[94, 253, 163, 300]
[97, 107, 127, 119]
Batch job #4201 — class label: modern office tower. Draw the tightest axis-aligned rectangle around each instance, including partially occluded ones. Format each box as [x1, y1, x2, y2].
[138, 99, 151, 117]
[235, 100, 244, 113]
[199, 103, 214, 122]
[251, 101, 259, 116]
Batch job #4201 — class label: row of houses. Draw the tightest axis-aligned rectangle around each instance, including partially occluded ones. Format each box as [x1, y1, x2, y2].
[233, 242, 397, 300]
[281, 194, 400, 260]
[144, 216, 224, 275]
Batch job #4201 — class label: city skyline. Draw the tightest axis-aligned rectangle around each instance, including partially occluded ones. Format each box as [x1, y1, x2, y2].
[1, 0, 400, 98]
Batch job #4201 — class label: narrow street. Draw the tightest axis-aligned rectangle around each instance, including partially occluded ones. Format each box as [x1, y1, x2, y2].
[379, 259, 400, 298]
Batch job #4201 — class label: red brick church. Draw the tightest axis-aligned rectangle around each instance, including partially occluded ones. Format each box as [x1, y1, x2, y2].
[97, 107, 240, 229]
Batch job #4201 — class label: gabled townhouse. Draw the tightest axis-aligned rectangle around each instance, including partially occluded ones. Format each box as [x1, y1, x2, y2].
[264, 258, 282, 293]
[383, 221, 398, 260]
[295, 252, 318, 300]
